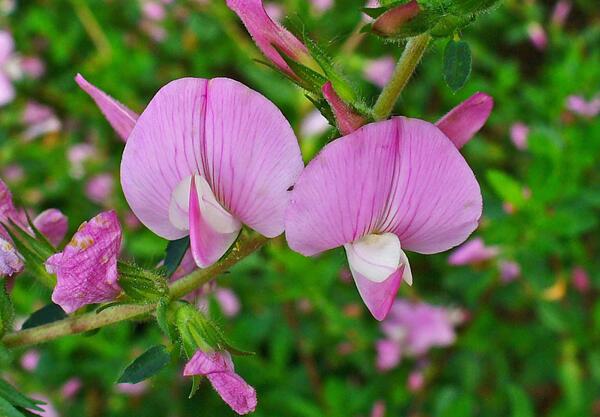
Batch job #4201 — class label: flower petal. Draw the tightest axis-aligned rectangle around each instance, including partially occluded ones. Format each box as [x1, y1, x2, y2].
[47, 210, 122, 313]
[207, 371, 257, 415]
[189, 175, 241, 268]
[0, 72, 15, 107]
[75, 74, 138, 141]
[33, 209, 68, 247]
[344, 233, 400, 283]
[0, 31, 14, 64]
[0, 237, 23, 277]
[435, 92, 493, 149]
[352, 265, 405, 321]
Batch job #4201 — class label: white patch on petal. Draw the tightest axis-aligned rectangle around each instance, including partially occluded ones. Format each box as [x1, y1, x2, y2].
[344, 233, 400, 283]
[169, 174, 241, 235]
[398, 247, 413, 286]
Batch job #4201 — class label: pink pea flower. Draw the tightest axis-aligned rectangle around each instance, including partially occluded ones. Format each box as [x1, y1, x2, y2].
[85, 173, 114, 204]
[0, 30, 16, 106]
[571, 266, 590, 294]
[214, 287, 241, 317]
[33, 209, 68, 247]
[499, 260, 520, 283]
[226, 0, 315, 80]
[29, 394, 59, 417]
[510, 122, 529, 150]
[377, 300, 456, 370]
[448, 238, 499, 266]
[116, 381, 148, 396]
[364, 56, 396, 88]
[45, 210, 122, 313]
[551, 1, 571, 27]
[183, 350, 257, 415]
[118, 78, 302, 269]
[285, 117, 482, 320]
[436, 92, 494, 149]
[527, 22, 547, 50]
[566, 95, 600, 118]
[22, 101, 61, 141]
[0, 236, 23, 277]
[370, 400, 386, 417]
[60, 377, 83, 400]
[20, 349, 40, 372]
[407, 370, 425, 392]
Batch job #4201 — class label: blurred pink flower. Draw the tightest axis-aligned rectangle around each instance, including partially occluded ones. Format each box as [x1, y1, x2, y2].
[0, 236, 23, 277]
[264, 2, 283, 22]
[286, 118, 483, 320]
[124, 211, 142, 230]
[364, 56, 395, 88]
[510, 122, 529, 150]
[85, 173, 114, 204]
[214, 288, 241, 317]
[116, 381, 148, 396]
[0, 30, 16, 106]
[499, 260, 521, 283]
[3, 164, 24, 182]
[68, 143, 95, 179]
[30, 394, 59, 417]
[184, 350, 257, 415]
[310, 0, 333, 13]
[551, 1, 571, 27]
[33, 208, 68, 247]
[566, 95, 600, 118]
[46, 210, 122, 313]
[448, 238, 499, 266]
[571, 267, 590, 294]
[142, 1, 166, 21]
[19, 56, 45, 79]
[20, 349, 40, 372]
[377, 300, 457, 371]
[407, 370, 425, 392]
[300, 109, 330, 138]
[370, 400, 386, 417]
[22, 101, 61, 141]
[0, 178, 28, 240]
[527, 22, 547, 50]
[60, 377, 83, 400]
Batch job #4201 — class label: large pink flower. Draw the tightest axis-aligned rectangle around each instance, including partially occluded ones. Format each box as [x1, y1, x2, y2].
[183, 350, 257, 415]
[285, 117, 482, 320]
[120, 77, 303, 268]
[46, 210, 122, 313]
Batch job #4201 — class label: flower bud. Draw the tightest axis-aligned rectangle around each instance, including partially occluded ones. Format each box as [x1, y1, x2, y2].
[321, 82, 367, 135]
[118, 262, 168, 303]
[372, 1, 421, 37]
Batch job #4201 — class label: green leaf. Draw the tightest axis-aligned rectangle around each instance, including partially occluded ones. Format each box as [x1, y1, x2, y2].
[0, 379, 44, 412]
[507, 385, 535, 417]
[163, 237, 189, 277]
[0, 283, 14, 337]
[117, 345, 171, 384]
[486, 170, 526, 208]
[443, 39, 472, 92]
[0, 397, 24, 417]
[21, 303, 66, 330]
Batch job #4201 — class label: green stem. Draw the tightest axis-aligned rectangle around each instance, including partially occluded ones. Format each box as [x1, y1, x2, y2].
[2, 234, 269, 348]
[372, 34, 431, 121]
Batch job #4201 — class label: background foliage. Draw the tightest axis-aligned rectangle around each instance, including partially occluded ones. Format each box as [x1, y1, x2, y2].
[1, 0, 599, 416]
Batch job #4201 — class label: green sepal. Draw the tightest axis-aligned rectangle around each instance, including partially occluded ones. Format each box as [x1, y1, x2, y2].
[273, 45, 328, 95]
[118, 262, 169, 303]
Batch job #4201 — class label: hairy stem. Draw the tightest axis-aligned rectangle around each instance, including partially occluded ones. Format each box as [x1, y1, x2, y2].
[372, 34, 431, 121]
[2, 234, 269, 348]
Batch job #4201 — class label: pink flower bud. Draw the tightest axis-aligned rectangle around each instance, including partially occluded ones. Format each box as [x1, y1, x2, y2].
[372, 1, 420, 37]
[407, 370, 424, 392]
[46, 210, 122, 313]
[551, 1, 571, 27]
[364, 56, 395, 88]
[527, 22, 547, 50]
[571, 267, 590, 294]
[321, 82, 366, 135]
[20, 349, 40, 372]
[499, 260, 521, 283]
[184, 350, 257, 415]
[370, 400, 386, 417]
[510, 122, 529, 150]
[60, 377, 83, 400]
[33, 208, 68, 247]
[214, 288, 241, 317]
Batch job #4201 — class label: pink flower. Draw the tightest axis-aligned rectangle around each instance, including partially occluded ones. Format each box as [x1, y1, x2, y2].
[448, 238, 499, 266]
[21, 101, 61, 141]
[60, 377, 83, 400]
[510, 122, 529, 150]
[0, 236, 23, 277]
[20, 349, 40, 372]
[45, 210, 122, 313]
[118, 78, 303, 268]
[76, 74, 138, 142]
[264, 2, 284, 22]
[19, 56, 45, 79]
[0, 30, 16, 106]
[370, 400, 386, 417]
[29, 394, 59, 417]
[436, 92, 494, 149]
[527, 22, 547, 50]
[3, 164, 24, 182]
[571, 266, 590, 294]
[566, 95, 600, 118]
[33, 209, 68, 247]
[364, 56, 395, 88]
[300, 109, 330, 138]
[499, 260, 520, 283]
[214, 287, 241, 317]
[116, 381, 148, 396]
[551, 1, 571, 27]
[183, 350, 257, 415]
[0, 177, 27, 240]
[310, 0, 333, 13]
[226, 0, 314, 80]
[285, 117, 482, 320]
[68, 142, 95, 178]
[377, 300, 456, 370]
[142, 1, 166, 21]
[372, 0, 420, 37]
[407, 370, 424, 392]
[85, 173, 114, 204]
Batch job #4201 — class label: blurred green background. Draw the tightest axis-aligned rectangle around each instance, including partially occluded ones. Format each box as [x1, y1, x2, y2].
[1, 0, 599, 416]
